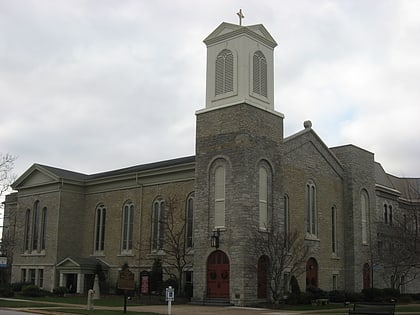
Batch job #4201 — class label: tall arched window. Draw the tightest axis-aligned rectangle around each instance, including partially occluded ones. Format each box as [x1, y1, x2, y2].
[284, 194, 290, 250]
[24, 209, 31, 251]
[32, 201, 40, 251]
[40, 207, 47, 250]
[186, 193, 194, 249]
[306, 181, 317, 236]
[384, 204, 388, 224]
[253, 51, 267, 97]
[215, 49, 233, 95]
[331, 206, 337, 254]
[121, 201, 134, 253]
[94, 205, 106, 252]
[215, 165, 226, 228]
[361, 190, 369, 245]
[259, 166, 268, 230]
[152, 198, 165, 250]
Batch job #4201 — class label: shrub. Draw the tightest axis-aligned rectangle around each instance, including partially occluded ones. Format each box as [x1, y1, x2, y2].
[382, 288, 399, 301]
[398, 294, 413, 303]
[362, 288, 384, 302]
[345, 291, 364, 302]
[298, 292, 312, 304]
[329, 290, 346, 303]
[306, 287, 327, 300]
[53, 286, 68, 297]
[21, 285, 45, 297]
[11, 282, 32, 292]
[0, 286, 14, 297]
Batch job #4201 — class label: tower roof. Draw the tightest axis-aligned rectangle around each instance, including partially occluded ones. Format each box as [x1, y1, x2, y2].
[203, 22, 277, 48]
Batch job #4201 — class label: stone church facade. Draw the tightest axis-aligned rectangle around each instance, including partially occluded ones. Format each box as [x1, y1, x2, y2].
[3, 21, 420, 305]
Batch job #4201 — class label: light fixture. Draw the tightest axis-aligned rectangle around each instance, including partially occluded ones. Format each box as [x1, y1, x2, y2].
[210, 229, 220, 248]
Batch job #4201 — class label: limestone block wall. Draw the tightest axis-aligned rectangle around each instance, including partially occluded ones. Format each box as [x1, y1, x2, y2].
[331, 145, 376, 292]
[283, 131, 345, 291]
[194, 103, 284, 304]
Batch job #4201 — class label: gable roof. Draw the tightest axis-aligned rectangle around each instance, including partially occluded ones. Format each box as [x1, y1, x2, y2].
[284, 125, 344, 177]
[12, 156, 196, 190]
[203, 22, 277, 48]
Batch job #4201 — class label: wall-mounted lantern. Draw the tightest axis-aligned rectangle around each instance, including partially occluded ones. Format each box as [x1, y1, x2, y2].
[210, 229, 220, 248]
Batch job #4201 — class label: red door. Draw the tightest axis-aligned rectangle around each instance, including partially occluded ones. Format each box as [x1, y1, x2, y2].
[257, 256, 269, 298]
[306, 257, 318, 289]
[363, 263, 371, 289]
[207, 250, 229, 298]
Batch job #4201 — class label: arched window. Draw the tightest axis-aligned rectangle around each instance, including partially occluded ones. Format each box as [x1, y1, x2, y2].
[331, 206, 337, 254]
[305, 181, 317, 236]
[215, 165, 226, 228]
[121, 201, 134, 253]
[389, 205, 393, 226]
[152, 198, 165, 250]
[361, 190, 369, 245]
[253, 51, 267, 97]
[384, 204, 388, 224]
[24, 209, 31, 251]
[40, 207, 47, 250]
[32, 201, 40, 251]
[215, 49, 233, 95]
[94, 205, 106, 252]
[186, 193, 194, 249]
[259, 166, 268, 230]
[284, 194, 290, 250]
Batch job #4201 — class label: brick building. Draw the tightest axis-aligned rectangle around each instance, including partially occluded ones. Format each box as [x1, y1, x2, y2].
[3, 21, 420, 305]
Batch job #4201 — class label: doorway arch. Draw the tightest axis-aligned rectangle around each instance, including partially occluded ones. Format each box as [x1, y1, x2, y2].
[306, 257, 318, 289]
[207, 250, 230, 298]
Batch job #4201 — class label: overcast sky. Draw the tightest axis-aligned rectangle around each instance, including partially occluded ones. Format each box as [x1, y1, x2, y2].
[1, 0, 420, 180]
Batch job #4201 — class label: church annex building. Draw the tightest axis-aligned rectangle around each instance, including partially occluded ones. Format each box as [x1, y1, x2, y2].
[3, 21, 420, 305]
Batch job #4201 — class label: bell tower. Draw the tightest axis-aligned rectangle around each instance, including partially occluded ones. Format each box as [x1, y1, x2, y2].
[193, 20, 284, 305]
[202, 22, 277, 113]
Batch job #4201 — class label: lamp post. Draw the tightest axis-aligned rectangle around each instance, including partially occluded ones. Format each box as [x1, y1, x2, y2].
[211, 229, 220, 249]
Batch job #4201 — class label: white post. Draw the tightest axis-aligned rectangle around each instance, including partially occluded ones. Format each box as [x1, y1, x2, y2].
[87, 289, 95, 310]
[168, 299, 172, 315]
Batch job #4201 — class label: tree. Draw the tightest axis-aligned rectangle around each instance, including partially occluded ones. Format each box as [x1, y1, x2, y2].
[0, 153, 16, 199]
[0, 153, 16, 285]
[161, 195, 193, 295]
[252, 224, 309, 303]
[373, 178, 420, 290]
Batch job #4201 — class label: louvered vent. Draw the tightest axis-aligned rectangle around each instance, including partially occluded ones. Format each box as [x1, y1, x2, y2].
[215, 49, 234, 96]
[253, 51, 267, 97]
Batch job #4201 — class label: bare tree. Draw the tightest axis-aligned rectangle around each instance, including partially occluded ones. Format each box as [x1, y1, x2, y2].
[252, 224, 309, 303]
[0, 153, 16, 199]
[161, 195, 193, 295]
[0, 153, 16, 285]
[373, 179, 420, 290]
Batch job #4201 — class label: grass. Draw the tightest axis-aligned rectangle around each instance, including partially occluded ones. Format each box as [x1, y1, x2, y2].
[42, 309, 160, 315]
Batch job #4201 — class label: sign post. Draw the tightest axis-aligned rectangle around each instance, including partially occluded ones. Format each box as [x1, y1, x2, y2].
[165, 286, 175, 315]
[117, 268, 135, 314]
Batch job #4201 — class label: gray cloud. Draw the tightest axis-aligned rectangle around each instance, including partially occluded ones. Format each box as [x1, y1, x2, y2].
[0, 0, 419, 178]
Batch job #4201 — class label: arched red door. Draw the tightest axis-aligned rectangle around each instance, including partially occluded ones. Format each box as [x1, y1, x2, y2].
[207, 250, 229, 298]
[306, 257, 318, 289]
[257, 256, 269, 298]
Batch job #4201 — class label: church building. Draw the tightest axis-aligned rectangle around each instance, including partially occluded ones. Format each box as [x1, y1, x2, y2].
[3, 20, 420, 306]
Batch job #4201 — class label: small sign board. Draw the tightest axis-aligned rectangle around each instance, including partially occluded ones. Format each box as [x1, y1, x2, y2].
[117, 268, 135, 291]
[166, 286, 175, 302]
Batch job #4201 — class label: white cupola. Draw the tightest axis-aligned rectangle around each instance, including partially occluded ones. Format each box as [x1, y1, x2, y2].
[203, 22, 277, 112]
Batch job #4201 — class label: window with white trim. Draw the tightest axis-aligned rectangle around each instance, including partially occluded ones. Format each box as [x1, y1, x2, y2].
[361, 190, 369, 245]
[214, 165, 226, 228]
[152, 198, 165, 250]
[121, 202, 134, 253]
[186, 193, 194, 249]
[259, 166, 268, 230]
[94, 205, 106, 252]
[215, 49, 233, 95]
[253, 51, 267, 97]
[305, 181, 317, 236]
